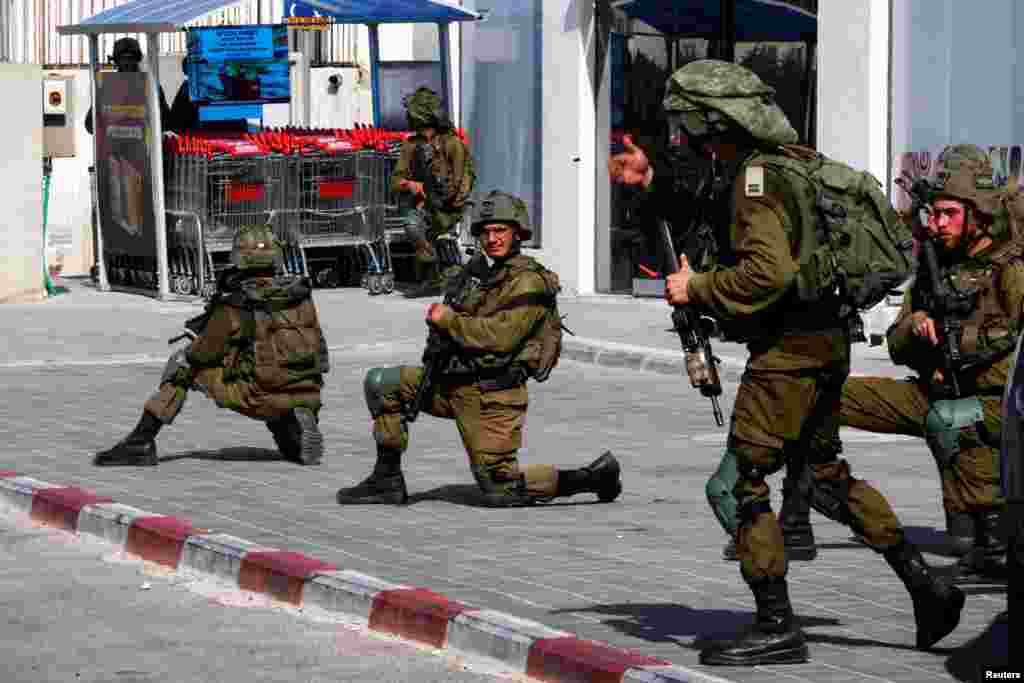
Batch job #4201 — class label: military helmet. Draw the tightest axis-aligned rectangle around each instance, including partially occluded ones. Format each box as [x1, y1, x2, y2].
[470, 190, 532, 240]
[933, 154, 995, 219]
[403, 87, 446, 131]
[937, 144, 994, 185]
[662, 60, 798, 146]
[231, 223, 282, 271]
[111, 37, 143, 63]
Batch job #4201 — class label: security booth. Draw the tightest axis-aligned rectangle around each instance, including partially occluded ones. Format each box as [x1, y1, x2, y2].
[58, 0, 477, 300]
[598, 0, 817, 296]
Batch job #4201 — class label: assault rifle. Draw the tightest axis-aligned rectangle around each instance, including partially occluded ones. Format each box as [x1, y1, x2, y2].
[404, 252, 489, 423]
[659, 218, 725, 426]
[895, 173, 977, 398]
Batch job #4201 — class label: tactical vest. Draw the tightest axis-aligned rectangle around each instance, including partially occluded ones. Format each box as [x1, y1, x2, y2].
[454, 255, 563, 381]
[425, 132, 475, 212]
[190, 275, 326, 393]
[942, 239, 1024, 363]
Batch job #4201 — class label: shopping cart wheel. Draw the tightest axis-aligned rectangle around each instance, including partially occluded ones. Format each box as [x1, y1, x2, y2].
[382, 274, 395, 294]
[366, 275, 382, 295]
[174, 276, 190, 295]
[201, 280, 217, 299]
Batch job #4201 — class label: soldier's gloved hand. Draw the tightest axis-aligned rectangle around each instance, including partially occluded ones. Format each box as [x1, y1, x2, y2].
[666, 255, 692, 305]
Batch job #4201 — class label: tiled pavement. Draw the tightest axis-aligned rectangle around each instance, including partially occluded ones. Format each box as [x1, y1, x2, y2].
[0, 279, 1010, 683]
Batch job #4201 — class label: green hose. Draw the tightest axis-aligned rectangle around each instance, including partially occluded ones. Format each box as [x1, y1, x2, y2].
[42, 172, 68, 297]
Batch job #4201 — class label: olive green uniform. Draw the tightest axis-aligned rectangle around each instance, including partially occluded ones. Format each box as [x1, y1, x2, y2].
[391, 131, 474, 264]
[842, 242, 1024, 514]
[146, 273, 327, 424]
[365, 254, 558, 497]
[689, 154, 905, 584]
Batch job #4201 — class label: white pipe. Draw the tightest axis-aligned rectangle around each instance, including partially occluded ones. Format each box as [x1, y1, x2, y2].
[145, 31, 170, 299]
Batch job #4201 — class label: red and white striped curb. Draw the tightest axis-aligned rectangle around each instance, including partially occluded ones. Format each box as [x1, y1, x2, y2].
[0, 471, 733, 683]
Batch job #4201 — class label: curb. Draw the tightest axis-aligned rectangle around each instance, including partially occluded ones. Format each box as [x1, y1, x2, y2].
[0, 471, 733, 683]
[563, 337, 747, 382]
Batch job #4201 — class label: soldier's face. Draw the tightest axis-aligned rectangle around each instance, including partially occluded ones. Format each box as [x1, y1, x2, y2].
[479, 222, 516, 258]
[927, 199, 968, 250]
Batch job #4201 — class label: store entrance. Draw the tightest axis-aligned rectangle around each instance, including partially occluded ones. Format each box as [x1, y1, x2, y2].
[597, 0, 818, 295]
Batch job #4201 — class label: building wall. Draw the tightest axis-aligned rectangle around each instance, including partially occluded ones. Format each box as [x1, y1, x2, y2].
[817, 0, 889, 185]
[0, 63, 45, 303]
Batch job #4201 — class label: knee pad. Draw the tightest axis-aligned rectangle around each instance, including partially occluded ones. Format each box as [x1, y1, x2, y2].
[706, 449, 741, 535]
[363, 366, 403, 418]
[160, 349, 192, 387]
[925, 397, 984, 468]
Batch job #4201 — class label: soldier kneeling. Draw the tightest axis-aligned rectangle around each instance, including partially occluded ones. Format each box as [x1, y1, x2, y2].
[94, 224, 330, 467]
[336, 191, 622, 507]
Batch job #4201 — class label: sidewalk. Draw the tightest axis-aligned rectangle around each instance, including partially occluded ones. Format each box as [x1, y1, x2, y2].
[0, 279, 1006, 683]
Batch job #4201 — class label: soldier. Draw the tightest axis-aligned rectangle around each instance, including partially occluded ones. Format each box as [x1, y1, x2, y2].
[391, 87, 475, 298]
[841, 153, 1022, 585]
[335, 191, 622, 507]
[84, 37, 172, 136]
[93, 224, 330, 467]
[650, 60, 963, 665]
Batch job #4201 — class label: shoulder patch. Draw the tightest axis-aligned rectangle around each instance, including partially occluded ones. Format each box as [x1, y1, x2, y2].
[745, 166, 765, 198]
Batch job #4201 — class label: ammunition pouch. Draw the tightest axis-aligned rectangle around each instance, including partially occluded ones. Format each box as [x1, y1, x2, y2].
[925, 396, 985, 468]
[160, 348, 193, 387]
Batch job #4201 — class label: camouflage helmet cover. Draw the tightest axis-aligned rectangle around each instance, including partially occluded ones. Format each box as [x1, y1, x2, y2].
[662, 60, 798, 145]
[403, 87, 445, 130]
[470, 190, 532, 240]
[930, 151, 1000, 218]
[231, 223, 282, 271]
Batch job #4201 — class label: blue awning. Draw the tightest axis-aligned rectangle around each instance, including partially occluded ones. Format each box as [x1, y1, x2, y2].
[58, 0, 478, 35]
[612, 0, 816, 42]
[287, 0, 479, 23]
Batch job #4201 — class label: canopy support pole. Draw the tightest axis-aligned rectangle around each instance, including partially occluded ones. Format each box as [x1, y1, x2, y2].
[368, 22, 381, 127]
[719, 0, 736, 62]
[145, 31, 170, 299]
[88, 33, 110, 292]
[438, 21, 452, 120]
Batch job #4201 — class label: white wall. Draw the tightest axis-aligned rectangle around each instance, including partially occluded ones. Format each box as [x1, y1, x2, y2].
[310, 66, 373, 128]
[0, 63, 45, 303]
[536, 0, 597, 296]
[817, 0, 889, 186]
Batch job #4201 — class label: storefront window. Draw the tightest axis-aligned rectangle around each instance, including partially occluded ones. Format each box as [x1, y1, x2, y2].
[890, 0, 1024, 211]
[602, 9, 812, 294]
[460, 0, 543, 246]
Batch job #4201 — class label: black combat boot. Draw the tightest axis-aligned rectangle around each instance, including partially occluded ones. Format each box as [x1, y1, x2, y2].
[93, 411, 162, 467]
[555, 452, 622, 502]
[944, 510, 976, 557]
[403, 259, 443, 299]
[336, 448, 408, 505]
[883, 538, 965, 649]
[267, 407, 323, 465]
[950, 510, 1009, 585]
[699, 578, 809, 666]
[778, 475, 817, 561]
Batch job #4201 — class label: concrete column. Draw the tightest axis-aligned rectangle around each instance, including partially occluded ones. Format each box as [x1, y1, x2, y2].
[541, 0, 597, 296]
[145, 32, 169, 299]
[816, 0, 890, 188]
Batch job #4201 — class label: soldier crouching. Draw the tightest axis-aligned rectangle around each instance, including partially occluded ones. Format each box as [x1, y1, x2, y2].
[336, 190, 622, 507]
[93, 224, 330, 467]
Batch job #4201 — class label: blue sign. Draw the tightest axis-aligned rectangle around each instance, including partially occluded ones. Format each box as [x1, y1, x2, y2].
[186, 25, 291, 106]
[199, 104, 263, 122]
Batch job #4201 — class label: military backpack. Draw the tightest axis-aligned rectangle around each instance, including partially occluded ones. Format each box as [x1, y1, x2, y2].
[752, 146, 916, 313]
[514, 260, 566, 382]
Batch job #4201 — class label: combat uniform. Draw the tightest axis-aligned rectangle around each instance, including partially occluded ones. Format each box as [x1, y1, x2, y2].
[392, 87, 475, 296]
[842, 173, 1023, 582]
[336, 191, 621, 507]
[93, 224, 329, 467]
[661, 60, 964, 667]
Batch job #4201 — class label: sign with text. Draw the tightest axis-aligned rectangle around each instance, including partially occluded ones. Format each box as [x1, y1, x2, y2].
[187, 25, 290, 105]
[94, 71, 158, 288]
